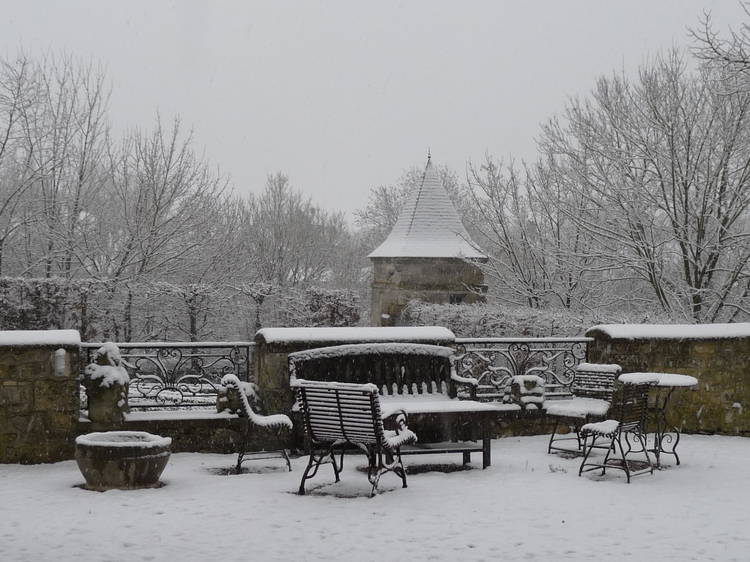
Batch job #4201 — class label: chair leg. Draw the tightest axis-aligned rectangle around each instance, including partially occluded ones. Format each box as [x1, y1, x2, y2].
[281, 448, 292, 472]
[614, 433, 631, 483]
[578, 432, 596, 476]
[547, 419, 560, 454]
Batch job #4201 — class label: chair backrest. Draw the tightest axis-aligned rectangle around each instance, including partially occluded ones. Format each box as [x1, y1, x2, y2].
[292, 379, 386, 446]
[614, 382, 652, 432]
[571, 362, 621, 401]
[288, 343, 456, 397]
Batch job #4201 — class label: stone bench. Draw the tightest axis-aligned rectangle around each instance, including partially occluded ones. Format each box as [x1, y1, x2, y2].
[287, 342, 521, 468]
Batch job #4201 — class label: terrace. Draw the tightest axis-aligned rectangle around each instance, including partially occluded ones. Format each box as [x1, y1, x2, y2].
[2, 435, 747, 561]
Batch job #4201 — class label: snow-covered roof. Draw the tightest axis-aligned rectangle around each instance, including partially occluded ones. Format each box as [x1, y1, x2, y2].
[0, 329, 80, 347]
[586, 323, 750, 340]
[368, 157, 486, 260]
[256, 326, 455, 345]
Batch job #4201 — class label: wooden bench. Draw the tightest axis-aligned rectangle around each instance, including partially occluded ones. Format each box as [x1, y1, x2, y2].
[291, 379, 417, 495]
[544, 362, 621, 455]
[288, 342, 521, 468]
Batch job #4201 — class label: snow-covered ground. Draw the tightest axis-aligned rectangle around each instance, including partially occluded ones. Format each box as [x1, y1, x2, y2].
[2, 434, 748, 562]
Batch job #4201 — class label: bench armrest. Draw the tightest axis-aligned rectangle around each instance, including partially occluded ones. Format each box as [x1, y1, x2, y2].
[450, 366, 478, 399]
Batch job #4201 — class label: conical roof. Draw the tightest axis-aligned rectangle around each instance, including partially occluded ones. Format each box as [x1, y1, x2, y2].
[368, 157, 486, 260]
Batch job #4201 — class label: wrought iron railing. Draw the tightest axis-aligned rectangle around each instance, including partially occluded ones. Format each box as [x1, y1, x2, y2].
[453, 337, 592, 401]
[81, 341, 255, 410]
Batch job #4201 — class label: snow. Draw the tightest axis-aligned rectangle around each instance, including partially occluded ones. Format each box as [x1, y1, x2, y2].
[379, 395, 521, 417]
[0, 329, 80, 347]
[587, 323, 750, 340]
[221, 374, 292, 430]
[84, 364, 129, 388]
[575, 362, 621, 374]
[619, 372, 698, 387]
[75, 431, 172, 449]
[257, 326, 455, 344]
[291, 378, 381, 396]
[288, 342, 455, 363]
[368, 158, 486, 260]
[2, 434, 749, 561]
[84, 343, 130, 388]
[124, 411, 238, 421]
[581, 419, 620, 435]
[544, 397, 611, 418]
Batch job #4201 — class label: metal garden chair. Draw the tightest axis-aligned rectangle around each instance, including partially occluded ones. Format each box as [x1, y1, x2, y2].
[545, 362, 621, 455]
[578, 377, 657, 483]
[220, 374, 293, 473]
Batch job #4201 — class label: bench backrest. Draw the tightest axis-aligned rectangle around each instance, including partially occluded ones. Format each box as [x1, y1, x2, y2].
[292, 379, 385, 446]
[288, 343, 457, 398]
[571, 362, 621, 400]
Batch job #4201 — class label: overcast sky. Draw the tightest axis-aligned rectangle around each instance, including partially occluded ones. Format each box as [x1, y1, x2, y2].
[1, 1, 745, 217]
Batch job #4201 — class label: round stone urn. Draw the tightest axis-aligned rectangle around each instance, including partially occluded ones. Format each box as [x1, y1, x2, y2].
[75, 431, 172, 491]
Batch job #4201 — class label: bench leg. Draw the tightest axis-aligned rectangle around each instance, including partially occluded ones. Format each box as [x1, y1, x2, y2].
[462, 451, 471, 465]
[482, 438, 491, 469]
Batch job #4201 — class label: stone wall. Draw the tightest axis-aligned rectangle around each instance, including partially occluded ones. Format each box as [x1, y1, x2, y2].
[370, 257, 486, 326]
[0, 333, 80, 463]
[587, 328, 750, 435]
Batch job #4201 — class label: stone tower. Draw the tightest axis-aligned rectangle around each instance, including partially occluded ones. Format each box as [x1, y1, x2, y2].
[368, 155, 487, 326]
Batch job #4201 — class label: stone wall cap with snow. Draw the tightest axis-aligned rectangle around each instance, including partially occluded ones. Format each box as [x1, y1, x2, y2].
[0, 329, 81, 347]
[585, 323, 750, 341]
[255, 326, 456, 346]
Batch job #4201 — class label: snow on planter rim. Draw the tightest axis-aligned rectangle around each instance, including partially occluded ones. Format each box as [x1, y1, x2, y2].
[75, 431, 172, 448]
[586, 323, 750, 340]
[256, 326, 455, 344]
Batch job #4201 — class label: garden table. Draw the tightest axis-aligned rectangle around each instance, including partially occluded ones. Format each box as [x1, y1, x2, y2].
[618, 372, 698, 468]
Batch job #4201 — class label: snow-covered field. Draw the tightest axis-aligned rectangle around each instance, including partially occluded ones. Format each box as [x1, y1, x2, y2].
[2, 434, 748, 562]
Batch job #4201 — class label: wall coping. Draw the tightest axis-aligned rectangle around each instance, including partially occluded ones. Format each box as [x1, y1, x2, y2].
[586, 323, 750, 341]
[0, 329, 80, 347]
[255, 326, 455, 346]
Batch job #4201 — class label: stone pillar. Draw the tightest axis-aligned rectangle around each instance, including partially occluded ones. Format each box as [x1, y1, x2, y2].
[0, 330, 81, 463]
[370, 257, 487, 326]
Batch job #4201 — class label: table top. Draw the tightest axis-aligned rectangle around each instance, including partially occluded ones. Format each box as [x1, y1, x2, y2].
[619, 372, 698, 387]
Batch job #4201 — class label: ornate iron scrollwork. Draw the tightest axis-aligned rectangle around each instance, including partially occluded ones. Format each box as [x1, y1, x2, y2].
[83, 342, 254, 410]
[453, 338, 589, 401]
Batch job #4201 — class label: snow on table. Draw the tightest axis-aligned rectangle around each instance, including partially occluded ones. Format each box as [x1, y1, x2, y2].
[619, 372, 698, 387]
[256, 326, 455, 344]
[587, 322, 750, 340]
[0, 329, 80, 347]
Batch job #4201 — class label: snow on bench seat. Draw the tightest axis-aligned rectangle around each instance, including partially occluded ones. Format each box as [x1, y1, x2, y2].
[543, 397, 611, 419]
[379, 395, 521, 418]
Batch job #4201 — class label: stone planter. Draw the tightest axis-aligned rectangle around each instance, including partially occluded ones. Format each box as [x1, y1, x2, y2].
[75, 431, 172, 491]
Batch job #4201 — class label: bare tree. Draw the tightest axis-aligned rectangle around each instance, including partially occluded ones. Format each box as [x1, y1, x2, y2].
[540, 52, 750, 321]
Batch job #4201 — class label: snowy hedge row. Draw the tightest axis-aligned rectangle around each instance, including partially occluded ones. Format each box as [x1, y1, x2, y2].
[400, 301, 675, 338]
[0, 277, 360, 341]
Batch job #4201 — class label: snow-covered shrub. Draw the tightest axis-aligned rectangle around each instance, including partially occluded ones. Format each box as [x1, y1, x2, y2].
[82, 342, 130, 423]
